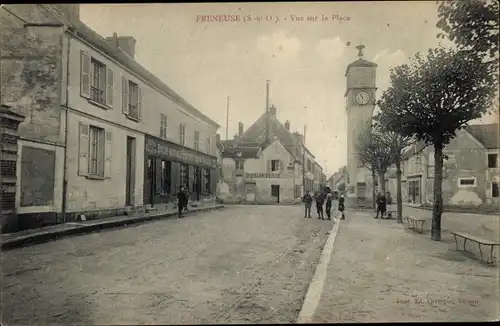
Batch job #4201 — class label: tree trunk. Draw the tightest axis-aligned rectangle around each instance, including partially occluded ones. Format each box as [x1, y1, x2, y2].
[372, 170, 377, 210]
[379, 172, 386, 195]
[432, 143, 444, 241]
[395, 156, 403, 224]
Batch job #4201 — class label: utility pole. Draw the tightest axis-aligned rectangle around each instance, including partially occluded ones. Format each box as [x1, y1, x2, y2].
[265, 80, 270, 141]
[225, 96, 230, 140]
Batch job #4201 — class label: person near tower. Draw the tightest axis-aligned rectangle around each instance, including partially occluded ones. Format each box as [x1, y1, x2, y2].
[302, 190, 313, 218]
[315, 190, 325, 219]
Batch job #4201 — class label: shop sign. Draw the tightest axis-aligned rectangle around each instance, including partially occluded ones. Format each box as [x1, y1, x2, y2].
[145, 137, 216, 167]
[245, 172, 281, 179]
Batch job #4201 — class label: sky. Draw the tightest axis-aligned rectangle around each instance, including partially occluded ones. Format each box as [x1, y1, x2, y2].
[80, 2, 499, 177]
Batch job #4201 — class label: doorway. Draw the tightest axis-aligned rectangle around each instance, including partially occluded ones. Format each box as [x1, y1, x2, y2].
[125, 136, 136, 206]
[409, 180, 420, 204]
[271, 185, 280, 203]
[144, 157, 155, 206]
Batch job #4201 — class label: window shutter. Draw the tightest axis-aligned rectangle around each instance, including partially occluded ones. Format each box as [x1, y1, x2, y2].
[486, 181, 492, 198]
[280, 160, 284, 172]
[80, 51, 91, 98]
[267, 160, 271, 172]
[106, 67, 114, 108]
[104, 130, 112, 179]
[137, 87, 142, 119]
[122, 76, 129, 115]
[78, 122, 90, 176]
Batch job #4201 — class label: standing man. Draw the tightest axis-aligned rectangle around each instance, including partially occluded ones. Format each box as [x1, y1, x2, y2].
[325, 191, 333, 220]
[375, 192, 387, 219]
[303, 190, 313, 218]
[338, 193, 345, 220]
[315, 190, 325, 220]
[177, 186, 189, 218]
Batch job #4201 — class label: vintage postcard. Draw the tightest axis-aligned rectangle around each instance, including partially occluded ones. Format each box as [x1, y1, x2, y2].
[1, 2, 498, 324]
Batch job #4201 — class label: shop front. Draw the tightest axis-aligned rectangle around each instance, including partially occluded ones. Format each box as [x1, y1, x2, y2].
[144, 135, 218, 206]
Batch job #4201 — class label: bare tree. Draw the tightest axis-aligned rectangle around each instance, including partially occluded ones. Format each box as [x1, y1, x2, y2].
[372, 126, 415, 223]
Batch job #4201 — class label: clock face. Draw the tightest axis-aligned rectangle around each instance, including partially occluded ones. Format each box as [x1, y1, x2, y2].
[355, 91, 370, 105]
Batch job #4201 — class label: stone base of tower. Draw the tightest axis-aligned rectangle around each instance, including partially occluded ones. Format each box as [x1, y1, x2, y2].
[345, 184, 373, 209]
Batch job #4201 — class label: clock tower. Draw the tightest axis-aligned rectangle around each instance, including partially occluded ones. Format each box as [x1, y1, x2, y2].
[345, 45, 377, 208]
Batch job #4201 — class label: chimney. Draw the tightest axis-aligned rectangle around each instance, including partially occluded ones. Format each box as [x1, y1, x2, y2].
[269, 105, 277, 116]
[293, 132, 304, 145]
[216, 133, 221, 143]
[238, 122, 244, 137]
[284, 120, 290, 131]
[105, 33, 137, 59]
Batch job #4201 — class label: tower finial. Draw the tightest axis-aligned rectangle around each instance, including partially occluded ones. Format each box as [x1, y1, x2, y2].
[356, 44, 365, 58]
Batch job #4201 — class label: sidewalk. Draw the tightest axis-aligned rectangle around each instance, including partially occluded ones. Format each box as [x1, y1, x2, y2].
[1, 203, 224, 251]
[310, 210, 498, 323]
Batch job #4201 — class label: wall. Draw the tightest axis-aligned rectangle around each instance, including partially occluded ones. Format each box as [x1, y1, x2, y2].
[65, 111, 145, 212]
[0, 5, 65, 145]
[67, 36, 218, 157]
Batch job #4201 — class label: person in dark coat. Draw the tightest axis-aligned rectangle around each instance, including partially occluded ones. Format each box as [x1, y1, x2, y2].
[338, 194, 345, 220]
[375, 192, 387, 219]
[325, 192, 333, 220]
[303, 190, 313, 218]
[315, 191, 325, 220]
[177, 186, 189, 218]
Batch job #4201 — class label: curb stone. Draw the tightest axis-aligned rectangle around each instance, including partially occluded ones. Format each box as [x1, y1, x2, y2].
[1, 205, 224, 251]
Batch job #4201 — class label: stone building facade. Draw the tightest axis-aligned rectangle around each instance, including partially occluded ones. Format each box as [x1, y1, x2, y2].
[0, 4, 219, 231]
[389, 124, 499, 207]
[218, 105, 323, 204]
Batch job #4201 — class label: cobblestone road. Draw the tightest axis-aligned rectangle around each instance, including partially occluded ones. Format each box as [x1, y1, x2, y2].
[1, 205, 333, 325]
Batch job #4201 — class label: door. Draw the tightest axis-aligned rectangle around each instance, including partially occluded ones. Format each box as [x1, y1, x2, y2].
[125, 136, 136, 206]
[271, 185, 280, 203]
[194, 166, 201, 201]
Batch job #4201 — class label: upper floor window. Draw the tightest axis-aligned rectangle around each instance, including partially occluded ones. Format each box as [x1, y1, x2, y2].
[206, 136, 211, 153]
[80, 51, 114, 108]
[194, 131, 200, 150]
[488, 153, 498, 168]
[160, 114, 167, 139]
[235, 160, 244, 171]
[90, 59, 106, 104]
[271, 159, 281, 172]
[179, 124, 186, 146]
[122, 77, 142, 121]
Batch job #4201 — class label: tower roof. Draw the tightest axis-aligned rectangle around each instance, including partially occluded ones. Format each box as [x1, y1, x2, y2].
[345, 58, 378, 77]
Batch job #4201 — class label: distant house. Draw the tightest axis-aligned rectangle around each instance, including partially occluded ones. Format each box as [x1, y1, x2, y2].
[392, 123, 499, 207]
[218, 104, 324, 204]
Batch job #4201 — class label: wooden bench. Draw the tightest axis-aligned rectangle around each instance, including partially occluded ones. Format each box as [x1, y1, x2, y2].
[451, 231, 499, 264]
[405, 216, 427, 233]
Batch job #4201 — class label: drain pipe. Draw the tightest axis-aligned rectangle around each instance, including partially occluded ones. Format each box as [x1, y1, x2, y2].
[61, 27, 73, 223]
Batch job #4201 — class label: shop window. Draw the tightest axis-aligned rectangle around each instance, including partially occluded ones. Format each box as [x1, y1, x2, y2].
[161, 160, 171, 194]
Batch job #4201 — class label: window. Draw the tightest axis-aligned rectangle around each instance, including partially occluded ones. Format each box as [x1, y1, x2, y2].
[206, 136, 211, 153]
[458, 177, 476, 188]
[235, 160, 245, 171]
[90, 58, 106, 104]
[160, 114, 167, 139]
[89, 126, 105, 177]
[492, 182, 499, 198]
[179, 124, 186, 146]
[128, 80, 139, 119]
[194, 131, 200, 150]
[307, 160, 312, 172]
[271, 159, 280, 172]
[161, 160, 171, 194]
[488, 153, 498, 168]
[203, 168, 210, 193]
[180, 164, 188, 188]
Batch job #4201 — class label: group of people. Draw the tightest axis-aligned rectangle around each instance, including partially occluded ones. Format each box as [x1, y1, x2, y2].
[302, 187, 345, 221]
